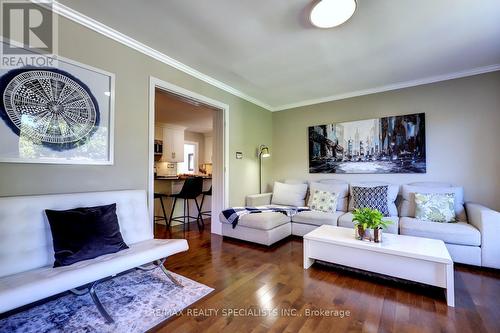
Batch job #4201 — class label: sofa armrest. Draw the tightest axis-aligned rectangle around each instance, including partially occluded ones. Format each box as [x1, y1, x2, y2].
[246, 193, 273, 206]
[466, 203, 500, 269]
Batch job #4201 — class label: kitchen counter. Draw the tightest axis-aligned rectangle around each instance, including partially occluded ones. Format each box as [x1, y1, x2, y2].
[155, 175, 212, 180]
[155, 176, 179, 180]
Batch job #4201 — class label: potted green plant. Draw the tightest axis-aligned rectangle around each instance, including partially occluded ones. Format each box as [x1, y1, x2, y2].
[352, 208, 392, 242]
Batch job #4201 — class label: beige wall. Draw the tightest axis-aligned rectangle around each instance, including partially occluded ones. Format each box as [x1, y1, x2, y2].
[272, 72, 500, 211]
[0, 16, 273, 206]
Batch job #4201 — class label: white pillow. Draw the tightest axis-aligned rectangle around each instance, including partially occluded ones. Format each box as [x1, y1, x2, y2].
[310, 181, 349, 212]
[271, 182, 308, 207]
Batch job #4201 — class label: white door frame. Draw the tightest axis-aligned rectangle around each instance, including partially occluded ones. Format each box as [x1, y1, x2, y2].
[148, 76, 229, 235]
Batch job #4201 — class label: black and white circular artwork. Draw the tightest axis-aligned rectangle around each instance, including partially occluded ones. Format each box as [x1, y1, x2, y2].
[0, 67, 100, 150]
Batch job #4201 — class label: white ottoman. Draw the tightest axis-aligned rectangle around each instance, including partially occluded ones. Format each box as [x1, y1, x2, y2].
[221, 212, 291, 246]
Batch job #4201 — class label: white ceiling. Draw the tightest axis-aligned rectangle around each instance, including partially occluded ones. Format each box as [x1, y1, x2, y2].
[59, 0, 500, 111]
[155, 89, 215, 134]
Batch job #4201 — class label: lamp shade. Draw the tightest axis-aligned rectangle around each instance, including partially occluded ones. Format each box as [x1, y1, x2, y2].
[259, 145, 270, 158]
[258, 145, 270, 194]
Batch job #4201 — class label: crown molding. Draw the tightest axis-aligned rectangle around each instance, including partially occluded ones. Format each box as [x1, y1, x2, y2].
[50, 1, 273, 111]
[271, 64, 500, 111]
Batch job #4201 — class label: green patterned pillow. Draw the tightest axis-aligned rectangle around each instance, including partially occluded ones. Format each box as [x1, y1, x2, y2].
[308, 190, 338, 213]
[414, 193, 456, 222]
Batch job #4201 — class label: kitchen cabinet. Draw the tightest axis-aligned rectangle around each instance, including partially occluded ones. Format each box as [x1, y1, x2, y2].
[204, 134, 213, 163]
[160, 124, 185, 163]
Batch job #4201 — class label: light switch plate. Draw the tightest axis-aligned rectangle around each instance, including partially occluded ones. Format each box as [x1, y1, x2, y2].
[236, 152, 243, 159]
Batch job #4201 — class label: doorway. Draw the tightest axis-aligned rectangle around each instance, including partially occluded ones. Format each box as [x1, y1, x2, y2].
[148, 77, 228, 236]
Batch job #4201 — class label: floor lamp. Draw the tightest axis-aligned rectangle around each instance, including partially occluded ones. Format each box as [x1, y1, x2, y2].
[258, 145, 270, 194]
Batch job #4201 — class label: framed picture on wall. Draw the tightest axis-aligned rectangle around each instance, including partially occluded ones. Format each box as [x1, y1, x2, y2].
[309, 113, 426, 174]
[0, 46, 115, 165]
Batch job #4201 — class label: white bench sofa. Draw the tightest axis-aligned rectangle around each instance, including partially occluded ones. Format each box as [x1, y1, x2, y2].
[0, 190, 189, 322]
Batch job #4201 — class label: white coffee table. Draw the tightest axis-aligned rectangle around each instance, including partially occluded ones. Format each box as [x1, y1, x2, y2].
[303, 225, 454, 307]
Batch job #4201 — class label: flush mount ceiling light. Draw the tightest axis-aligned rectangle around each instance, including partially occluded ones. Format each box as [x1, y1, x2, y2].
[310, 0, 357, 28]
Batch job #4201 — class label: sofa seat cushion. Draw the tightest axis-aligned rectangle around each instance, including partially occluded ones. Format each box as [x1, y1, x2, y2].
[338, 212, 399, 234]
[291, 210, 343, 226]
[238, 212, 290, 230]
[0, 239, 188, 313]
[399, 217, 480, 246]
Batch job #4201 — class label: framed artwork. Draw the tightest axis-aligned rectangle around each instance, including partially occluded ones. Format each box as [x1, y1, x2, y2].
[309, 113, 426, 174]
[0, 49, 115, 164]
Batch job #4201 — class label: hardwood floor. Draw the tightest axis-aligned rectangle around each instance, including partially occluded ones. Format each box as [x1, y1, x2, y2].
[153, 221, 500, 333]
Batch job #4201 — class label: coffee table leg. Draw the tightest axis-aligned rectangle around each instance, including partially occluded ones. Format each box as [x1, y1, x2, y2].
[303, 239, 315, 269]
[446, 262, 455, 307]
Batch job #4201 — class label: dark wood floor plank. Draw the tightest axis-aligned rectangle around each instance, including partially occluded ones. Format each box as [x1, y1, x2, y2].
[152, 222, 500, 333]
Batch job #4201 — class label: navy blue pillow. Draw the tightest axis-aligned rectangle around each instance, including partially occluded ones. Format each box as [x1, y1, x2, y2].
[352, 185, 390, 216]
[45, 203, 128, 267]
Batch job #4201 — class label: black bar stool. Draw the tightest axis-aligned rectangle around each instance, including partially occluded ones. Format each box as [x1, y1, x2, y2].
[167, 177, 203, 230]
[154, 193, 168, 225]
[198, 186, 212, 226]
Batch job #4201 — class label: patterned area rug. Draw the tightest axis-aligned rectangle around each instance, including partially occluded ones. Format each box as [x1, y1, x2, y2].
[0, 269, 213, 333]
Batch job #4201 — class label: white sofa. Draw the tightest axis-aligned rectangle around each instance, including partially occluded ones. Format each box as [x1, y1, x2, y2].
[221, 180, 500, 269]
[0, 190, 189, 321]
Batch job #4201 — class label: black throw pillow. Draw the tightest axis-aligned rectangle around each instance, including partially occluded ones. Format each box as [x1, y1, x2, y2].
[45, 203, 129, 267]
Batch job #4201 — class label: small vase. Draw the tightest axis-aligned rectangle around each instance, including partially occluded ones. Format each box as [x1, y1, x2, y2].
[365, 228, 375, 241]
[374, 228, 382, 243]
[356, 225, 365, 240]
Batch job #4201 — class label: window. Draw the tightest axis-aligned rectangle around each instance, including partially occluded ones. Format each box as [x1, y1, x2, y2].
[187, 153, 194, 171]
[178, 143, 197, 174]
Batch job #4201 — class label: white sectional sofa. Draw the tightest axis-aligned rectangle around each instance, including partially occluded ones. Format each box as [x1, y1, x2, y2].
[220, 180, 500, 269]
[0, 190, 189, 322]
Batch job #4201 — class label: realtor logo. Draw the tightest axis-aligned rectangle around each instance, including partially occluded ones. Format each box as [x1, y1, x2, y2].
[1, 0, 57, 68]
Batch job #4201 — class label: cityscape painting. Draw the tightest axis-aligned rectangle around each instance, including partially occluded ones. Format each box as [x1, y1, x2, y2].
[309, 113, 426, 174]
